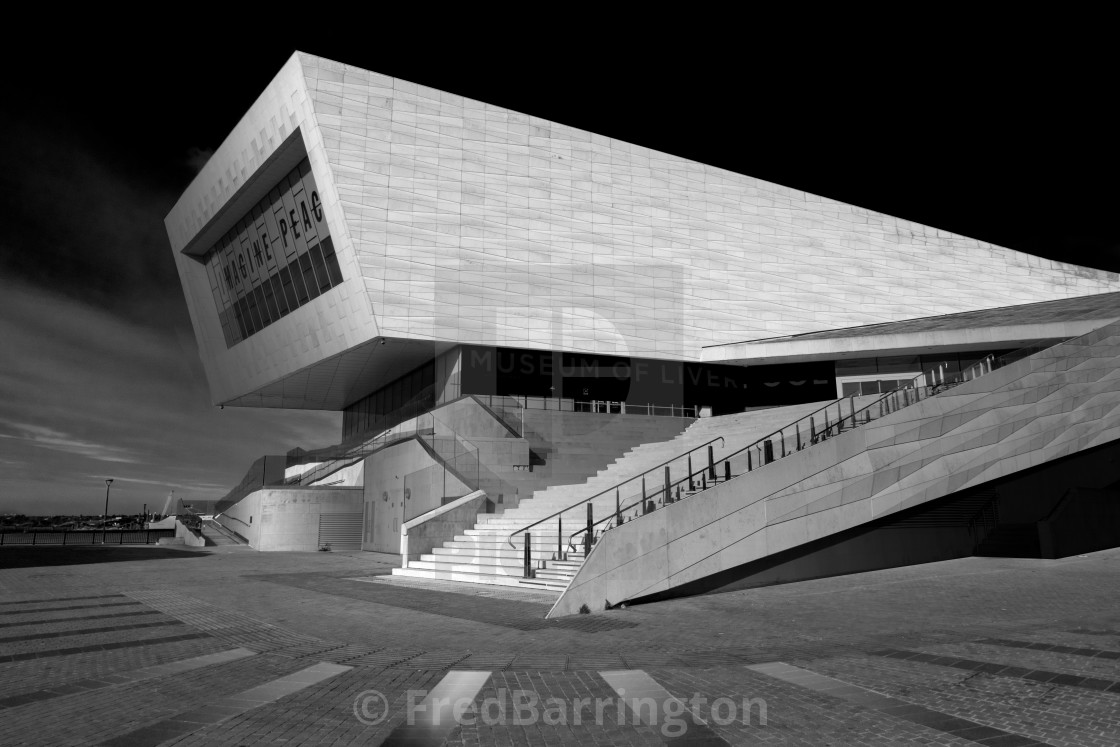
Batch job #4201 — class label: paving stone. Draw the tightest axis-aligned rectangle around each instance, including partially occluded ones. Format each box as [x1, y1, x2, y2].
[0, 543, 1117, 745]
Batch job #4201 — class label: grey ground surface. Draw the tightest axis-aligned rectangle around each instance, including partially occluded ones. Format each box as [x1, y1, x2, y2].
[1, 543, 1118, 746]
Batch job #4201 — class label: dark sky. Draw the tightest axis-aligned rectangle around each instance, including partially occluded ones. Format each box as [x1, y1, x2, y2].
[1, 28, 1116, 514]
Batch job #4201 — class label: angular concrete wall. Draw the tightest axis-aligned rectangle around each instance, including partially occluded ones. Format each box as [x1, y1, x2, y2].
[168, 53, 1119, 410]
[300, 53, 1118, 360]
[551, 320, 1120, 616]
[218, 487, 363, 552]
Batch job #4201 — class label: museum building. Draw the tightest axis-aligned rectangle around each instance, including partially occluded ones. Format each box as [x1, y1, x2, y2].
[167, 53, 1120, 615]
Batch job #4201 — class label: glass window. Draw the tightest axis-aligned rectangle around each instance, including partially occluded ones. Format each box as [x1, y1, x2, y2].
[280, 267, 299, 310]
[253, 286, 271, 327]
[298, 254, 321, 301]
[204, 157, 344, 348]
[290, 259, 310, 304]
[835, 358, 878, 376]
[309, 242, 332, 293]
[878, 355, 920, 374]
[321, 237, 344, 285]
[262, 279, 280, 321]
[270, 275, 290, 317]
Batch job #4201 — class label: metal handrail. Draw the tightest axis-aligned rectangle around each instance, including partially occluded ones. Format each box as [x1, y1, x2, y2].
[562, 370, 941, 552]
[564, 449, 741, 553]
[474, 394, 698, 419]
[505, 435, 726, 550]
[564, 342, 1055, 553]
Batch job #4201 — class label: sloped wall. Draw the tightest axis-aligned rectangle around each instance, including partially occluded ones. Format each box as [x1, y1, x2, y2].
[551, 321, 1120, 616]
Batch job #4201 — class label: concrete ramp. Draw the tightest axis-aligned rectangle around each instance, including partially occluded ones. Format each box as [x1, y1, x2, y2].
[550, 320, 1120, 617]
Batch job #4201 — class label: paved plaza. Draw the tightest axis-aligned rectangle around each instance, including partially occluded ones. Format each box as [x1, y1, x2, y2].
[0, 543, 1118, 746]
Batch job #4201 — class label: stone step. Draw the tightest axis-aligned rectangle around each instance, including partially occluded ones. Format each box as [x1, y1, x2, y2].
[406, 559, 572, 585]
[407, 559, 529, 575]
[446, 538, 584, 553]
[419, 553, 526, 568]
[518, 578, 569, 591]
[432, 547, 579, 560]
[397, 402, 836, 599]
[392, 567, 567, 591]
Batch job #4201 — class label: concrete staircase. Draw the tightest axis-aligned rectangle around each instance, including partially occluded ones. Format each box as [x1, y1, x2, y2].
[498, 410, 695, 510]
[200, 519, 244, 547]
[393, 401, 832, 591]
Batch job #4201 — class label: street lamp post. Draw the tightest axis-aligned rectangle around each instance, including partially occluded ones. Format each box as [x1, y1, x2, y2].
[103, 479, 113, 544]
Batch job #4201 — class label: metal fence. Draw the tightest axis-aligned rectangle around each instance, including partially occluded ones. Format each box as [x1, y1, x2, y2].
[473, 395, 697, 418]
[0, 530, 176, 546]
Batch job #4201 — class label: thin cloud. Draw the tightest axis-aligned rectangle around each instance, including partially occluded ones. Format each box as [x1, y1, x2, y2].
[0, 277, 339, 515]
[97, 475, 230, 491]
[0, 421, 141, 464]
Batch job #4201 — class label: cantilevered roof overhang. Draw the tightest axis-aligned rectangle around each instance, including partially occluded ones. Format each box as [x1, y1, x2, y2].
[220, 337, 456, 410]
[702, 292, 1120, 366]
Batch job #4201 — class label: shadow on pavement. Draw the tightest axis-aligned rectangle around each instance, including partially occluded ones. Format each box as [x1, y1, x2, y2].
[0, 546, 212, 569]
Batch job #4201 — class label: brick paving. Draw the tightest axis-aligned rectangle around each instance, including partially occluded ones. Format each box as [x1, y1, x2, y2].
[0, 544, 1117, 745]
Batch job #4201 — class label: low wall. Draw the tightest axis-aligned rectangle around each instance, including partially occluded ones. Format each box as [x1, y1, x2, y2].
[401, 490, 490, 567]
[548, 325, 1120, 617]
[174, 520, 207, 547]
[217, 487, 363, 552]
[216, 490, 262, 546]
[310, 459, 364, 487]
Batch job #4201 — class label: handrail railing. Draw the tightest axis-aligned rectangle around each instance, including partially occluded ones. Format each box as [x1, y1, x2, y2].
[203, 518, 246, 544]
[286, 414, 437, 486]
[562, 341, 1058, 558]
[473, 394, 698, 419]
[506, 435, 726, 552]
[292, 395, 698, 487]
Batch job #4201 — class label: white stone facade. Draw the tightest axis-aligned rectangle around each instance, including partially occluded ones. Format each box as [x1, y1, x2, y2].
[166, 52, 1119, 409]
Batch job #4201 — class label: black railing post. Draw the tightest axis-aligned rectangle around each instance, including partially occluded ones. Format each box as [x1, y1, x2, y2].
[708, 445, 716, 480]
[584, 504, 593, 556]
[616, 488, 621, 527]
[810, 416, 816, 441]
[780, 430, 786, 458]
[748, 450, 753, 471]
[663, 466, 671, 506]
[796, 424, 802, 450]
[641, 476, 647, 512]
[724, 461, 731, 481]
[688, 454, 694, 491]
[558, 516, 563, 561]
[524, 532, 533, 578]
[763, 440, 774, 464]
[849, 395, 856, 426]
